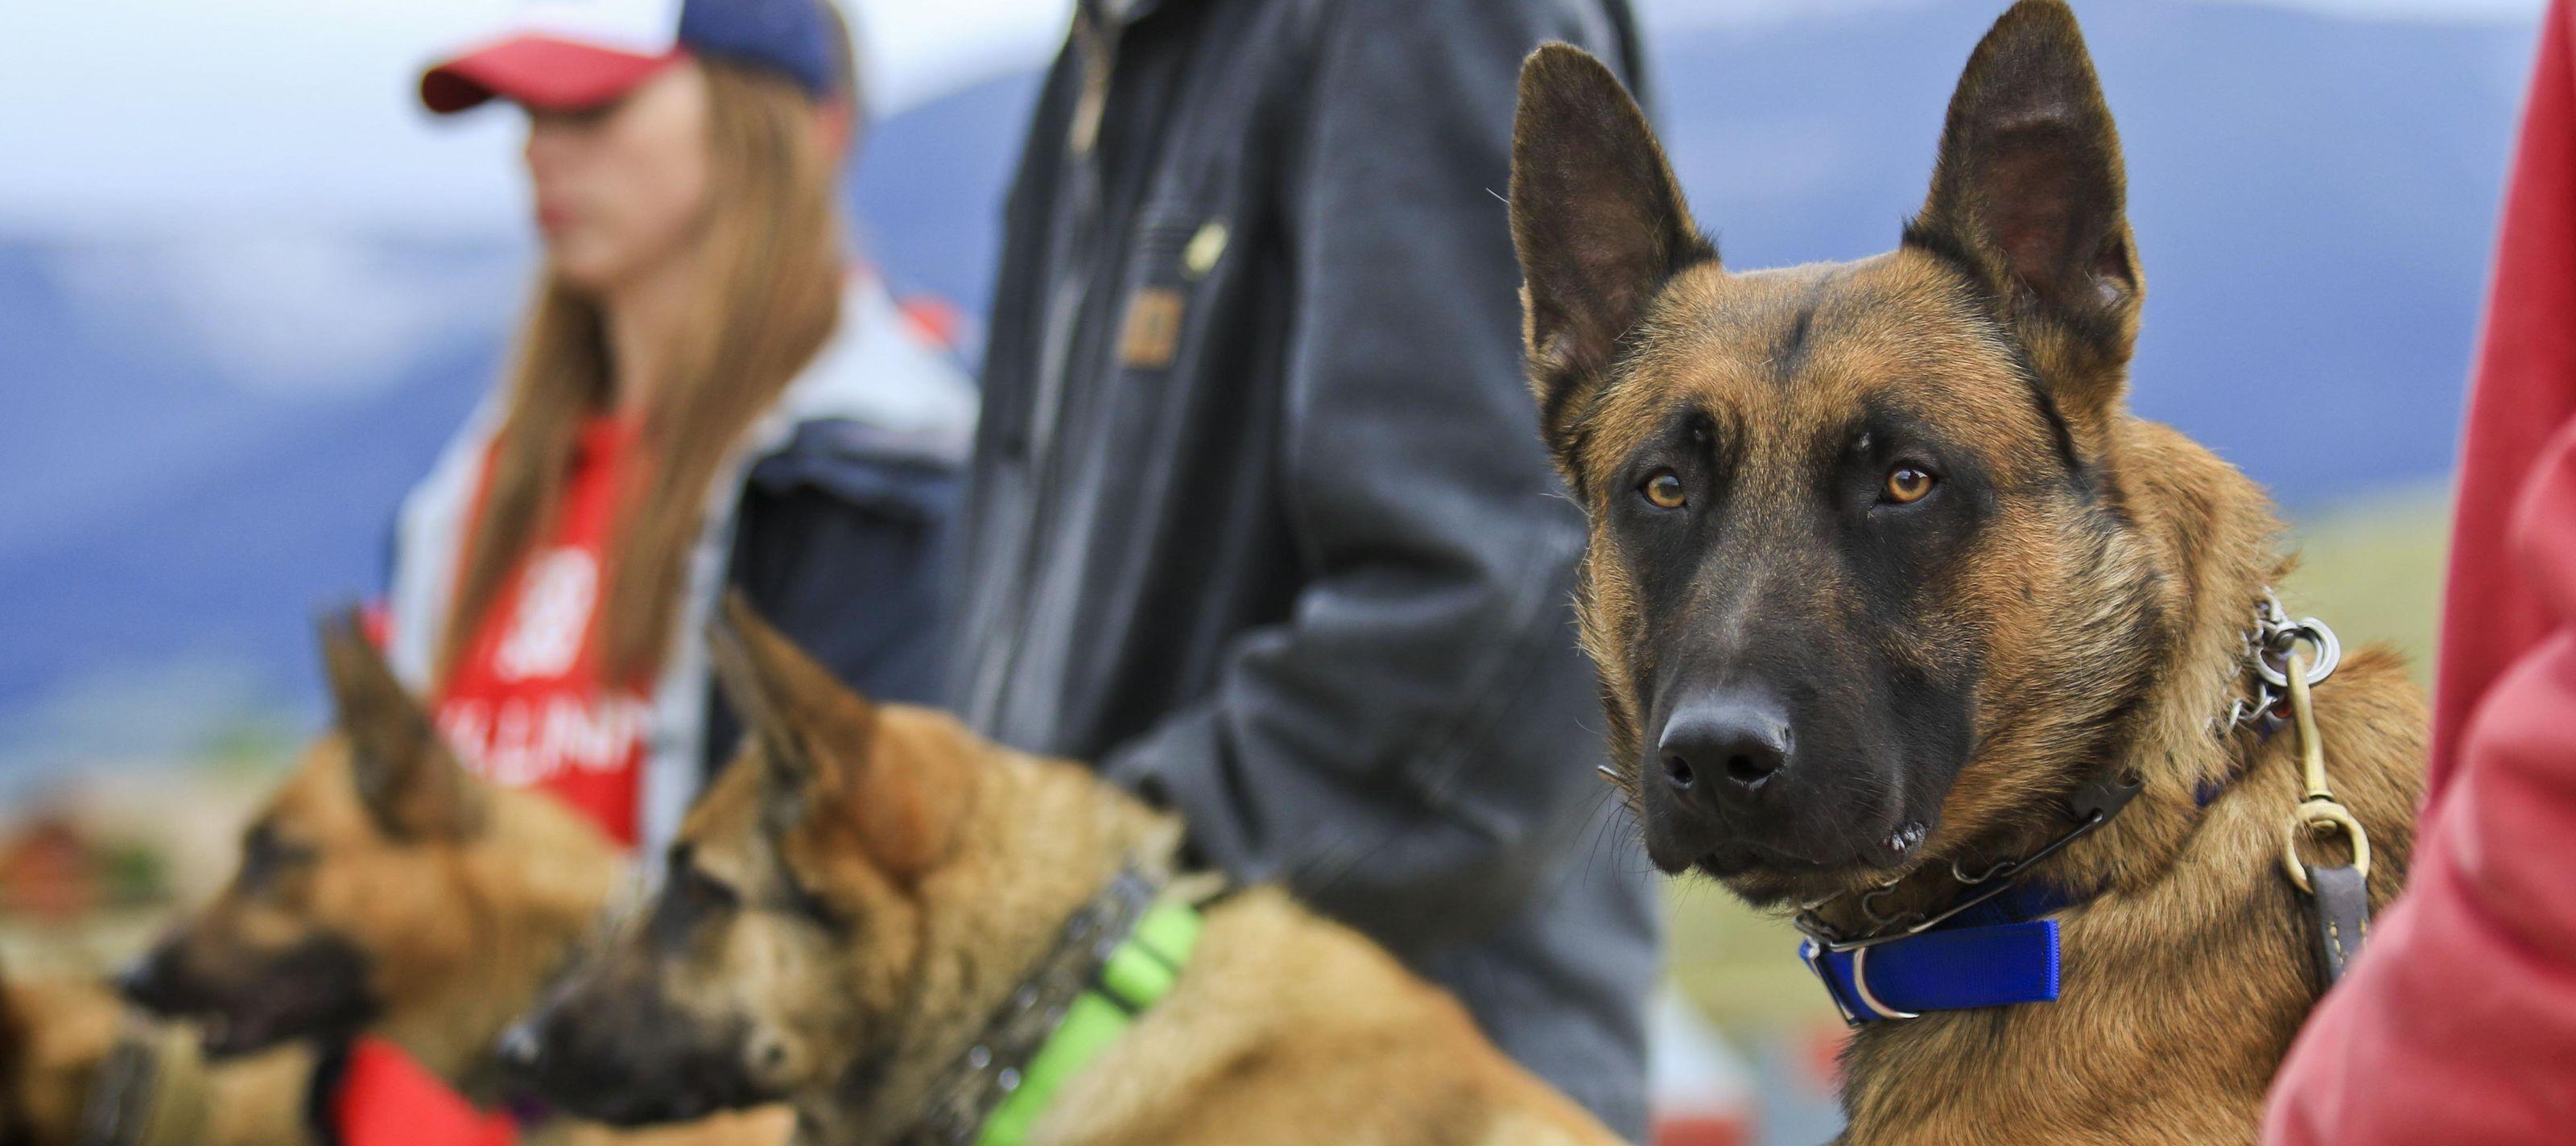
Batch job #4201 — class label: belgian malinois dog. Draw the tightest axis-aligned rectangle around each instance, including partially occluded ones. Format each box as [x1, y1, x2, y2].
[119, 616, 785, 1146]
[1508, 2, 2423, 1140]
[504, 597, 1620, 1146]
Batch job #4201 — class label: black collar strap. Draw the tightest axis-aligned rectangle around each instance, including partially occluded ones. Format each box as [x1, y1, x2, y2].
[1792, 590, 2342, 1024]
[902, 870, 1174, 1146]
[1792, 773, 2143, 952]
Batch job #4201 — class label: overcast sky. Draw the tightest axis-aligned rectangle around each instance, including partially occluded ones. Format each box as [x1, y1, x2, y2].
[0, 0, 2542, 235]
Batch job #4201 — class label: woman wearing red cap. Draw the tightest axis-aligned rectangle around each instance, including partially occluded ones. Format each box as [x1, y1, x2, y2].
[297, 2, 967, 1142]
[386, 0, 972, 854]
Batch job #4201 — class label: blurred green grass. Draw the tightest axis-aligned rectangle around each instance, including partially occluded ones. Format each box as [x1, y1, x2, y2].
[1666, 484, 2454, 1031]
[2283, 484, 2451, 688]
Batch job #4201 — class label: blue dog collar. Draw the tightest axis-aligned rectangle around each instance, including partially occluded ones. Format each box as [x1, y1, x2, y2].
[1796, 595, 2309, 1028]
[1799, 883, 2074, 1025]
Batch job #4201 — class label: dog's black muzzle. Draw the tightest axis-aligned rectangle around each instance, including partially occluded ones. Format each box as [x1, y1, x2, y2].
[119, 933, 374, 1058]
[1638, 676, 1925, 887]
[499, 985, 766, 1127]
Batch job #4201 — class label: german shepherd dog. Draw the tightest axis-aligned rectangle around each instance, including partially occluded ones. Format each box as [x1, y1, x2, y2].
[1508, 2, 2423, 1140]
[503, 597, 1620, 1146]
[0, 967, 313, 1146]
[118, 618, 784, 1145]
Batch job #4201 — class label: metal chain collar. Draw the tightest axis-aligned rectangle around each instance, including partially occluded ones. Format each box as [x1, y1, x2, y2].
[1793, 590, 2339, 953]
[2216, 590, 2342, 736]
[902, 870, 1162, 1146]
[1792, 773, 2140, 952]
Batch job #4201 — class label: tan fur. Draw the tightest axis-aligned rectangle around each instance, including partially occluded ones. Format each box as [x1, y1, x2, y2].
[4, 975, 122, 1144]
[1509, 5, 2425, 1141]
[543, 1111, 800, 1146]
[158, 733, 623, 1081]
[142, 619, 785, 1145]
[1826, 431, 2423, 1145]
[192, 1043, 316, 1146]
[0, 975, 312, 1146]
[543, 601, 1620, 1145]
[1034, 888, 1611, 1146]
[0, 971, 766, 1146]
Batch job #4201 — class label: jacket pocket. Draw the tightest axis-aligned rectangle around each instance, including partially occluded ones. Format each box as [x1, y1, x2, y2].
[1110, 206, 1230, 375]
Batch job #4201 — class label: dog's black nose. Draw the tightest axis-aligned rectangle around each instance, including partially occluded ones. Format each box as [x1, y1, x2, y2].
[1657, 693, 1792, 802]
[114, 959, 157, 1006]
[116, 945, 183, 1013]
[496, 1015, 547, 1075]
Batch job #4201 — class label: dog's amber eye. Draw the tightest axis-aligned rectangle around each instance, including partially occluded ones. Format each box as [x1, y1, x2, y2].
[1641, 470, 1687, 509]
[1884, 465, 1937, 505]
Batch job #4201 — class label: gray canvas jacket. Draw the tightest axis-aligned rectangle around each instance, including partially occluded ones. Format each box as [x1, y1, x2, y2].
[945, 0, 1659, 1133]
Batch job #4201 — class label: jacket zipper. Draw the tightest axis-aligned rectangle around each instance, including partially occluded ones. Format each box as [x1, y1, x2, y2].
[967, 6, 1118, 731]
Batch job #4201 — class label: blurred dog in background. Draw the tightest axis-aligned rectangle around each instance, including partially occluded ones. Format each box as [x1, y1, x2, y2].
[110, 615, 783, 1145]
[506, 596, 1621, 1146]
[119, 613, 624, 1090]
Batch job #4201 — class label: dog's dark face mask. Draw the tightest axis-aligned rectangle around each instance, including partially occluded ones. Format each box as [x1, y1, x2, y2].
[123, 614, 489, 1056]
[506, 597, 960, 1129]
[118, 825, 378, 1057]
[1509, 5, 2164, 905]
[502, 852, 791, 1126]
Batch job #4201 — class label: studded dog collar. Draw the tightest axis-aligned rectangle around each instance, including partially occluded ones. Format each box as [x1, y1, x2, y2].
[901, 870, 1202, 1146]
[1790, 591, 2343, 1024]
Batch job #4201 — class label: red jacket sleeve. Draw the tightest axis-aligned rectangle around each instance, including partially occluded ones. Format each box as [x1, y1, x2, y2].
[2264, 2, 2576, 1137]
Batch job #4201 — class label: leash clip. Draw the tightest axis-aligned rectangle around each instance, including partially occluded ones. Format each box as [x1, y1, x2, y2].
[2219, 592, 2341, 736]
[2271, 642, 2378, 989]
[2277, 647, 2371, 892]
[2284, 798, 2372, 894]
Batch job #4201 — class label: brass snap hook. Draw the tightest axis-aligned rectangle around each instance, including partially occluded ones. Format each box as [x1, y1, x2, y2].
[2276, 647, 2372, 893]
[2282, 798, 2371, 893]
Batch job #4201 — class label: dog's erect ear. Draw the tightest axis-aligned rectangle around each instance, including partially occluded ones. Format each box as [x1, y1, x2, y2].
[707, 592, 841, 800]
[319, 609, 484, 841]
[1907, 0, 2140, 429]
[1509, 43, 1711, 471]
[708, 593, 960, 881]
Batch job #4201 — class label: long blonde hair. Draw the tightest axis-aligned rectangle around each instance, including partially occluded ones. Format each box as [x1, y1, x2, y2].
[440, 61, 845, 687]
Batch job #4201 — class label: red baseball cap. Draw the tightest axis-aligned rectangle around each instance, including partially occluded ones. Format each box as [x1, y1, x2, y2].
[422, 0, 841, 115]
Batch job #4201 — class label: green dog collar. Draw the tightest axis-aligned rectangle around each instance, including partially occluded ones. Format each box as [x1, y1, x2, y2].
[905, 871, 1202, 1146]
[976, 897, 1200, 1146]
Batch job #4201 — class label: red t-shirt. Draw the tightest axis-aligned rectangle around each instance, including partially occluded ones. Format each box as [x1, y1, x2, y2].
[436, 416, 650, 847]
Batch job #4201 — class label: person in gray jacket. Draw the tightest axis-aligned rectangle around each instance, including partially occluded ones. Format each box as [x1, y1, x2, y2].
[946, 0, 1659, 1133]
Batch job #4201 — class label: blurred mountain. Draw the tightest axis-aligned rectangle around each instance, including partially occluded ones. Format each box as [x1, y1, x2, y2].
[852, 69, 1045, 327]
[0, 0, 2533, 786]
[1649, 0, 2529, 505]
[0, 72, 1042, 789]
